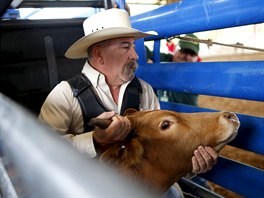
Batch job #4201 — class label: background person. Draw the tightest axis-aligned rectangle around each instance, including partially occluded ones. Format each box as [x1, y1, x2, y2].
[149, 33, 200, 106]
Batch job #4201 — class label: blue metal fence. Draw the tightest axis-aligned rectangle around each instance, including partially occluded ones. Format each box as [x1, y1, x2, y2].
[130, 0, 264, 197]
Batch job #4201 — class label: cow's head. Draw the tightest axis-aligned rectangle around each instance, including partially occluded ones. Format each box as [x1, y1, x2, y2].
[96, 110, 240, 191]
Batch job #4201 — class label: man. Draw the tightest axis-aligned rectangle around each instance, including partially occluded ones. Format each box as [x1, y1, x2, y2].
[39, 9, 217, 197]
[157, 33, 200, 106]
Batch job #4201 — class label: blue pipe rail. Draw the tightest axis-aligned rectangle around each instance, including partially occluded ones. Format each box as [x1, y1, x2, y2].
[136, 61, 264, 102]
[115, 0, 125, 10]
[131, 0, 264, 39]
[202, 157, 264, 198]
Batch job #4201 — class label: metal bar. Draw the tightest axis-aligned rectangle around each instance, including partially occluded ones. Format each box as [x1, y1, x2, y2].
[0, 0, 13, 16]
[0, 158, 18, 198]
[131, 0, 264, 40]
[136, 61, 264, 102]
[19, 0, 105, 8]
[178, 177, 224, 198]
[0, 18, 84, 29]
[104, 0, 113, 9]
[201, 157, 264, 198]
[116, 0, 126, 10]
[44, 36, 59, 89]
[0, 93, 157, 198]
[153, 40, 161, 63]
[135, 39, 147, 65]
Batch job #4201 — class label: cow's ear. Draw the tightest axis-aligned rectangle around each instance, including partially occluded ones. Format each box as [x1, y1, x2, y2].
[99, 144, 121, 164]
[124, 108, 137, 116]
[100, 139, 144, 168]
[120, 138, 144, 167]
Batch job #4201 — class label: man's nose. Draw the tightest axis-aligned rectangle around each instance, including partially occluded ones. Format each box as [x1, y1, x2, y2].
[131, 48, 139, 60]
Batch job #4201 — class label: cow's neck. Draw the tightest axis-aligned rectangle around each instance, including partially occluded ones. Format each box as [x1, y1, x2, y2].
[131, 150, 192, 192]
[99, 137, 193, 192]
[137, 162, 182, 191]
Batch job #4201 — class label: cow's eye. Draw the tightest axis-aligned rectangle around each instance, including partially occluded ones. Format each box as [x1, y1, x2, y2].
[161, 120, 171, 130]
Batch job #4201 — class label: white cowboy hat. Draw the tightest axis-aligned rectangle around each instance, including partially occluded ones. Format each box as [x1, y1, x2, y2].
[65, 8, 158, 59]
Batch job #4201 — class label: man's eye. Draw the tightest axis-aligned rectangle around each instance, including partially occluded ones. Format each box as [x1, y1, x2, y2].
[122, 45, 130, 49]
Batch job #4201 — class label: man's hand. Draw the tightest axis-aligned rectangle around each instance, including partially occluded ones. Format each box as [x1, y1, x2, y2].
[192, 146, 218, 174]
[93, 111, 131, 145]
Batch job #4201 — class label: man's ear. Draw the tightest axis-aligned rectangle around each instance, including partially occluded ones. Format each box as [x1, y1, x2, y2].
[93, 46, 104, 64]
[124, 108, 137, 116]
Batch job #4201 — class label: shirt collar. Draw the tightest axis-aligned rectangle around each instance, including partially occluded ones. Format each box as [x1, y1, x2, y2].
[81, 61, 105, 88]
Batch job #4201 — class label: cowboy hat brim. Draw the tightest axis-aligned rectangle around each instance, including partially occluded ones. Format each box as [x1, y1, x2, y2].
[65, 27, 157, 59]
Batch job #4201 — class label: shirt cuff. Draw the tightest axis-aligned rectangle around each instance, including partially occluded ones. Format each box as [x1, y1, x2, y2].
[64, 132, 97, 158]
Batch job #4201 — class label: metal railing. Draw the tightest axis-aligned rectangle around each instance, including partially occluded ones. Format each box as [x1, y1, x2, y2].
[131, 0, 264, 197]
[0, 93, 157, 198]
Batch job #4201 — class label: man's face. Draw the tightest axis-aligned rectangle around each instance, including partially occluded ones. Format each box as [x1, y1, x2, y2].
[100, 37, 139, 85]
[172, 48, 198, 62]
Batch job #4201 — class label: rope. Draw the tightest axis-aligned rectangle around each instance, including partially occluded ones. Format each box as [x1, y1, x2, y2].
[172, 35, 264, 53]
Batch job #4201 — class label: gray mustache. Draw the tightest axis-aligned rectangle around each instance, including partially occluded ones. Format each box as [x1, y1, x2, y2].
[124, 60, 138, 73]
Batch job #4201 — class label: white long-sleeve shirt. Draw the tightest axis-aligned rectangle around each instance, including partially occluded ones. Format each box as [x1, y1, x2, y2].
[39, 62, 160, 157]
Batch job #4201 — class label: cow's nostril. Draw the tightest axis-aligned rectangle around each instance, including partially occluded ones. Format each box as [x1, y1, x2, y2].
[223, 112, 239, 122]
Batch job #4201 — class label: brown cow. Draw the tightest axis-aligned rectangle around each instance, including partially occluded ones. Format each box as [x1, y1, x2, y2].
[91, 110, 240, 192]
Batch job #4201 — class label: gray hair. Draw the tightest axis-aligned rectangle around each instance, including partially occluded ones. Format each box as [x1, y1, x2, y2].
[87, 40, 111, 60]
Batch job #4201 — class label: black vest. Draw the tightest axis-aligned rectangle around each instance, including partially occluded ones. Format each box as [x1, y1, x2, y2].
[68, 74, 142, 132]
